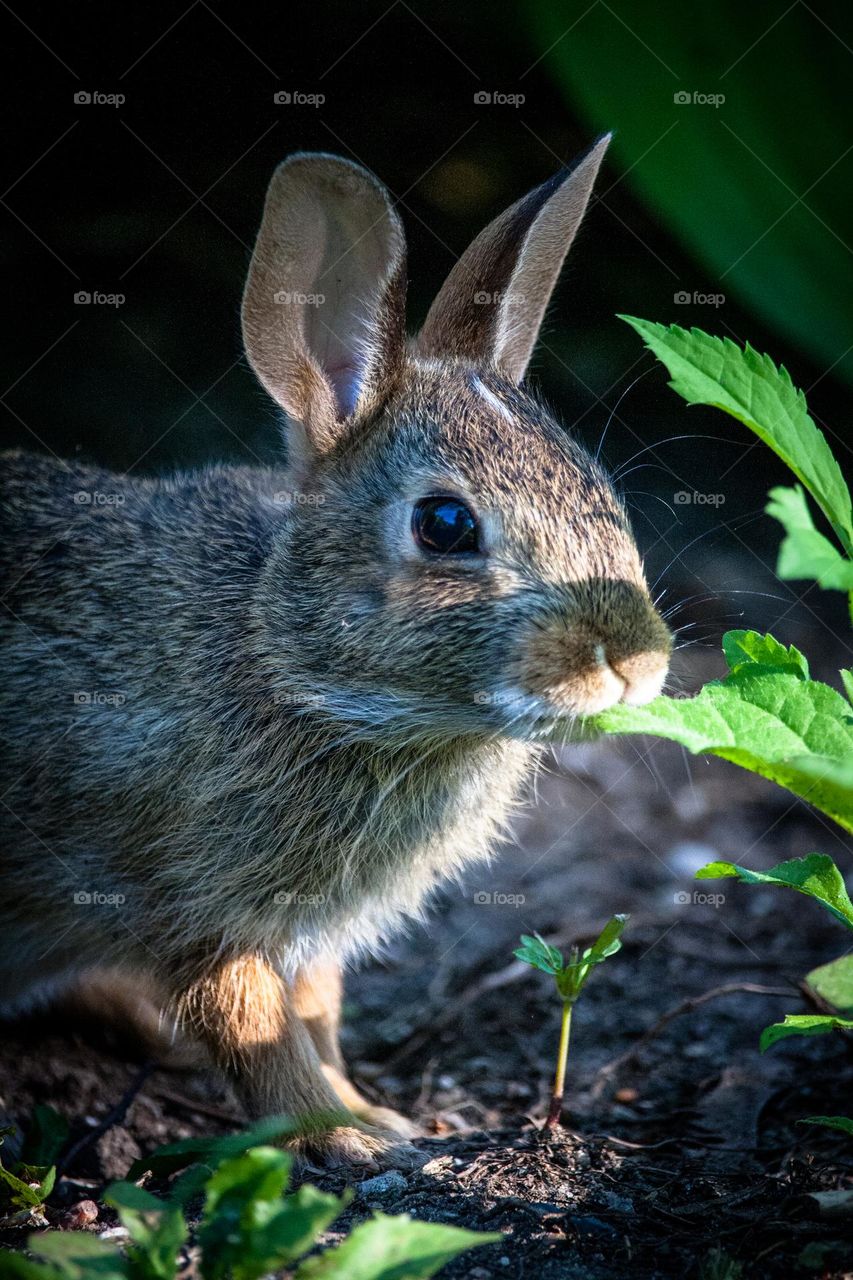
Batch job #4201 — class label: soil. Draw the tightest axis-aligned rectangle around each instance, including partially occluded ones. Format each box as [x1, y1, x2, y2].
[1, 644, 852, 1277]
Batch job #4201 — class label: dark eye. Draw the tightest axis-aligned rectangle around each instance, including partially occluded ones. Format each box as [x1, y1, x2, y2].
[412, 496, 480, 555]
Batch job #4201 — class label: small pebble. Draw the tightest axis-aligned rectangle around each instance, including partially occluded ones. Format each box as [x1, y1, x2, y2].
[356, 1170, 408, 1198]
[59, 1200, 99, 1230]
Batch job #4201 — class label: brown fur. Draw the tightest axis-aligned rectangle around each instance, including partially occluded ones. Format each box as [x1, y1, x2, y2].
[0, 138, 670, 1167]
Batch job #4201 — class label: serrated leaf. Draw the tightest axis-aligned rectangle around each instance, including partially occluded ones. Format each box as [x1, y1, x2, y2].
[696, 854, 853, 929]
[806, 955, 853, 1012]
[799, 1115, 853, 1137]
[766, 486, 853, 591]
[619, 318, 853, 553]
[584, 635, 853, 834]
[759, 1013, 853, 1052]
[294, 1213, 501, 1280]
[722, 629, 809, 678]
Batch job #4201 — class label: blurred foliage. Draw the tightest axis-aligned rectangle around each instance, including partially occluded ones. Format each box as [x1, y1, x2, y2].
[529, 0, 853, 386]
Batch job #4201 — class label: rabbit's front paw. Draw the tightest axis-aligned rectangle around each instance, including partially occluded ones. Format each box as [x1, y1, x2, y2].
[295, 1124, 425, 1172]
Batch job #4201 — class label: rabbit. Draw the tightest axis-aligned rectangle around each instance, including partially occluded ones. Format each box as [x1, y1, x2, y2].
[0, 133, 672, 1169]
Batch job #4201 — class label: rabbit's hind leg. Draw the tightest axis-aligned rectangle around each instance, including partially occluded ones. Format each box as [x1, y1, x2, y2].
[292, 957, 420, 1140]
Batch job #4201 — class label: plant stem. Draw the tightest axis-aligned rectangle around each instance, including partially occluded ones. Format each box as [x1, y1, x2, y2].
[545, 999, 573, 1128]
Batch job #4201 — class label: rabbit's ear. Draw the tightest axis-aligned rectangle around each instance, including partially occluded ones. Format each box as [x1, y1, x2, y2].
[242, 153, 407, 455]
[416, 134, 610, 382]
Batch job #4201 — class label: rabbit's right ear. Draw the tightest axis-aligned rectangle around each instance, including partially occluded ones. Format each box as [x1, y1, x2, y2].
[242, 154, 407, 460]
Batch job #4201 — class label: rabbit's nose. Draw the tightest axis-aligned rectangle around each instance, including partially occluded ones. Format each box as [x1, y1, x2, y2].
[608, 648, 668, 706]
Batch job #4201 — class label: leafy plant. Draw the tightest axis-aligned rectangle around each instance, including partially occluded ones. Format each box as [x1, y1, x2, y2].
[574, 320, 853, 1136]
[0, 1108, 68, 1228]
[515, 916, 628, 1127]
[0, 1121, 499, 1280]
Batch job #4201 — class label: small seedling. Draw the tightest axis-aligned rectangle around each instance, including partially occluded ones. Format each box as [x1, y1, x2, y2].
[515, 915, 628, 1128]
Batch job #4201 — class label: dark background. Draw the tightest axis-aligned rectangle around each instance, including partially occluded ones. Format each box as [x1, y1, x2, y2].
[3, 0, 852, 677]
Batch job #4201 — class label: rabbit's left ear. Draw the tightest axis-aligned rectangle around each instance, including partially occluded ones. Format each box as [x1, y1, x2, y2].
[416, 134, 610, 382]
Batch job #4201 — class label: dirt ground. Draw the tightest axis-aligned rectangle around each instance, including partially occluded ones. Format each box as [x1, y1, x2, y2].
[1, 646, 852, 1278]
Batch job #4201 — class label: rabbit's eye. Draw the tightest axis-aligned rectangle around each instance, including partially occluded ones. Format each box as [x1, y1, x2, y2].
[412, 496, 480, 555]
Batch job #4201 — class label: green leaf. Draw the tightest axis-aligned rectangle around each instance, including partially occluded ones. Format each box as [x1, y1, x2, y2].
[766, 486, 853, 591]
[0, 1161, 47, 1210]
[799, 1115, 853, 1137]
[514, 933, 562, 975]
[585, 636, 853, 834]
[619, 319, 853, 553]
[20, 1107, 69, 1169]
[721, 629, 809, 678]
[127, 1116, 302, 1183]
[105, 1182, 187, 1280]
[294, 1213, 501, 1280]
[841, 670, 853, 705]
[197, 1145, 345, 1280]
[26, 1233, 129, 1280]
[806, 955, 853, 1012]
[586, 914, 629, 962]
[529, 4, 853, 389]
[0, 1252, 66, 1280]
[696, 854, 853, 929]
[759, 1013, 853, 1052]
